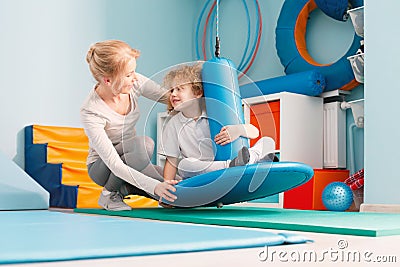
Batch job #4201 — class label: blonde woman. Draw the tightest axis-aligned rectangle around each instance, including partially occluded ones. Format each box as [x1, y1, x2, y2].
[81, 40, 178, 211]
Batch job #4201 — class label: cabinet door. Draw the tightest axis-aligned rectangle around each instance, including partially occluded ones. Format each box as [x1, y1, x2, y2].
[249, 100, 280, 150]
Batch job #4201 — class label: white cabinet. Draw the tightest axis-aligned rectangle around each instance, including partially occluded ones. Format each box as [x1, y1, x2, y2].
[156, 111, 169, 167]
[243, 92, 323, 168]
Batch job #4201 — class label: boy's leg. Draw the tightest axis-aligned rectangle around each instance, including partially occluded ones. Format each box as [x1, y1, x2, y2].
[178, 146, 250, 178]
[229, 146, 250, 167]
[177, 158, 227, 178]
[248, 137, 277, 164]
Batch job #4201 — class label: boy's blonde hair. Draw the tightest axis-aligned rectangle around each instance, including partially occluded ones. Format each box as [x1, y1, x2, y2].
[86, 40, 140, 91]
[163, 62, 204, 112]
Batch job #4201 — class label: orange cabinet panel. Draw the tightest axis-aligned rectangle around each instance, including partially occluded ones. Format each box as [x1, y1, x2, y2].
[283, 169, 350, 210]
[249, 100, 280, 149]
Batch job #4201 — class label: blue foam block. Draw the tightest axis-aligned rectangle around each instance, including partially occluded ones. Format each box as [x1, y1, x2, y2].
[0, 211, 311, 264]
[202, 57, 248, 160]
[164, 162, 314, 208]
[0, 151, 49, 210]
[240, 70, 325, 98]
[24, 125, 77, 208]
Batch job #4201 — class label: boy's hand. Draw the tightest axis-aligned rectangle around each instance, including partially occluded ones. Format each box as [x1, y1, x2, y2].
[214, 125, 243, 145]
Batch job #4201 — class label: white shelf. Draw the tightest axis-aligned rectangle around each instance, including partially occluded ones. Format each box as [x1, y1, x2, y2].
[156, 112, 169, 167]
[243, 92, 324, 206]
[320, 89, 351, 99]
[243, 92, 323, 168]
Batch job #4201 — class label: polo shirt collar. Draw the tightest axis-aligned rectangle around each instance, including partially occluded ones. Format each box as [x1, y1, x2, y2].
[177, 109, 207, 123]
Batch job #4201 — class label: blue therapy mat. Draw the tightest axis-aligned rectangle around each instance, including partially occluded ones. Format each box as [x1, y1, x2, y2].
[0, 210, 310, 264]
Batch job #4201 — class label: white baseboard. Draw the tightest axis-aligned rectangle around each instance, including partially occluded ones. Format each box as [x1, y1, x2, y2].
[360, 204, 400, 213]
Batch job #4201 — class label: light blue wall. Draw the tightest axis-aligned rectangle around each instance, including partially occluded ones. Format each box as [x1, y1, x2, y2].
[0, 0, 202, 166]
[0, 0, 107, 165]
[199, 0, 286, 81]
[364, 0, 400, 204]
[1, 0, 365, 193]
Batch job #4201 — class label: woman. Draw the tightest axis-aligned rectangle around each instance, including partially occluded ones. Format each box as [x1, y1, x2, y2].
[80, 40, 177, 211]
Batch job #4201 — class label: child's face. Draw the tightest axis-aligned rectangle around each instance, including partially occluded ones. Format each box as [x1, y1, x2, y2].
[169, 83, 201, 111]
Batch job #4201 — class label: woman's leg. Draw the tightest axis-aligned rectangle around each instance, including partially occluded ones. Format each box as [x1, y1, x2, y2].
[88, 160, 131, 211]
[87, 136, 158, 209]
[88, 159, 123, 192]
[121, 136, 164, 182]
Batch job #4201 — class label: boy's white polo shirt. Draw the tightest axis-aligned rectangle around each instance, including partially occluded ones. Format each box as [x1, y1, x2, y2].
[159, 111, 215, 161]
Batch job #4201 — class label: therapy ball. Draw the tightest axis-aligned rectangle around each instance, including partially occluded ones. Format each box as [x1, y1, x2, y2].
[322, 182, 353, 211]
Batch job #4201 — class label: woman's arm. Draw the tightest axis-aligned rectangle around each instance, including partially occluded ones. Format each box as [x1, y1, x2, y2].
[214, 124, 259, 146]
[136, 73, 169, 104]
[163, 156, 178, 181]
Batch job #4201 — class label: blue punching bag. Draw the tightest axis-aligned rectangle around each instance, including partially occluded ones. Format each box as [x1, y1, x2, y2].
[202, 57, 249, 161]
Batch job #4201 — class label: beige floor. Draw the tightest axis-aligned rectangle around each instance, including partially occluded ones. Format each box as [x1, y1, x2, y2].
[5, 213, 400, 267]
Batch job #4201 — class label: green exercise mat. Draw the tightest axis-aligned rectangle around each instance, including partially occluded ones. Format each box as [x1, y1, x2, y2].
[75, 206, 400, 237]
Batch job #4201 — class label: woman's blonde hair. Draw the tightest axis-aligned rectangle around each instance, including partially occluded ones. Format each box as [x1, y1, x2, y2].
[163, 62, 204, 112]
[86, 40, 140, 93]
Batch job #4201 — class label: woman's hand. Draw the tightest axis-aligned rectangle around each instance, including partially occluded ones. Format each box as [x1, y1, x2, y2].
[154, 179, 179, 203]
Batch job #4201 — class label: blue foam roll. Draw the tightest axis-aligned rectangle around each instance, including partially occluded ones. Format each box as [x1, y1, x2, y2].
[314, 0, 349, 21]
[275, 0, 361, 91]
[202, 58, 248, 161]
[240, 70, 325, 99]
[314, 0, 364, 21]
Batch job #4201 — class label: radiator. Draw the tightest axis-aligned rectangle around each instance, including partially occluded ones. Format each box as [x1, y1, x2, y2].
[323, 102, 346, 168]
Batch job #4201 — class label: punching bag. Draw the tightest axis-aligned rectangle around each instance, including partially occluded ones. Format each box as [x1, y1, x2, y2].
[202, 57, 249, 161]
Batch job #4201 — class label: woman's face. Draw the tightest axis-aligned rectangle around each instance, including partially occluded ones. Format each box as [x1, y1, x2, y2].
[113, 58, 138, 95]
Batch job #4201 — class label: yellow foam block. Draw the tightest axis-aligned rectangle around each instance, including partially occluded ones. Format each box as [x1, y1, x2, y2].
[33, 124, 158, 208]
[60, 162, 93, 186]
[47, 143, 89, 164]
[125, 196, 158, 208]
[77, 185, 158, 208]
[33, 125, 88, 144]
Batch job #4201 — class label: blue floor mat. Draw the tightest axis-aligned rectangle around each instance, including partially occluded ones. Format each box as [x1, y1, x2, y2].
[0, 210, 311, 264]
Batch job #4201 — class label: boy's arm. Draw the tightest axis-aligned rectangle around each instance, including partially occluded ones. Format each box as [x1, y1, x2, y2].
[163, 156, 179, 181]
[214, 124, 259, 146]
[241, 124, 259, 139]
